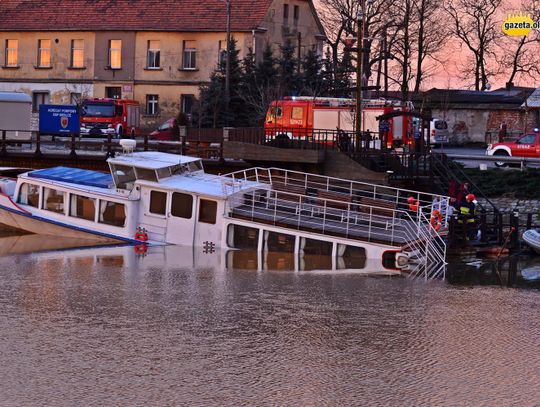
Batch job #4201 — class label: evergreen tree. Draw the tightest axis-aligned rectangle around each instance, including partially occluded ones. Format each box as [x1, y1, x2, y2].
[277, 39, 300, 95]
[300, 49, 325, 96]
[197, 37, 242, 127]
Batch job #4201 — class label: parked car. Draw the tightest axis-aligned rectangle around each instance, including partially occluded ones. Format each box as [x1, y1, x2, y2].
[486, 128, 540, 167]
[149, 118, 178, 141]
[429, 118, 449, 145]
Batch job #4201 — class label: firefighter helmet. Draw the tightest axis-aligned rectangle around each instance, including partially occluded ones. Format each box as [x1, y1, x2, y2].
[466, 193, 475, 202]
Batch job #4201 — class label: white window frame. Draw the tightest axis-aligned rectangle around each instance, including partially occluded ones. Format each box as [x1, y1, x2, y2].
[146, 94, 159, 116]
[182, 41, 197, 70]
[5, 39, 18, 67]
[147, 40, 161, 69]
[37, 39, 51, 68]
[71, 39, 85, 68]
[109, 39, 122, 69]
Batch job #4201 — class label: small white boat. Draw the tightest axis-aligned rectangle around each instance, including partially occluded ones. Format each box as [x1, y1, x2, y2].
[521, 266, 540, 281]
[0, 140, 449, 272]
[522, 229, 540, 254]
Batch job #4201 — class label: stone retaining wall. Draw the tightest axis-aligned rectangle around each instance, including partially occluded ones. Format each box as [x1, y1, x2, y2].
[478, 197, 540, 227]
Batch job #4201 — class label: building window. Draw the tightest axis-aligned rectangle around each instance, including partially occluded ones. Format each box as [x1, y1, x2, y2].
[294, 5, 299, 20]
[149, 190, 167, 215]
[171, 192, 193, 219]
[283, 4, 289, 19]
[147, 40, 161, 68]
[17, 183, 40, 208]
[32, 91, 49, 112]
[5, 39, 18, 67]
[70, 92, 81, 104]
[180, 94, 194, 116]
[99, 200, 126, 227]
[105, 86, 121, 99]
[69, 194, 96, 221]
[182, 40, 196, 69]
[198, 199, 217, 224]
[109, 39, 122, 69]
[37, 39, 51, 67]
[146, 94, 159, 115]
[71, 39, 84, 68]
[43, 187, 65, 214]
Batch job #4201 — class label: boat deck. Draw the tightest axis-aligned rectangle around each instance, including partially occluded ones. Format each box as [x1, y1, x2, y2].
[229, 198, 427, 247]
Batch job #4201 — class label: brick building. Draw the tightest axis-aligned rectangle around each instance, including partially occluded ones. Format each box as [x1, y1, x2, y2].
[416, 87, 536, 144]
[0, 0, 326, 131]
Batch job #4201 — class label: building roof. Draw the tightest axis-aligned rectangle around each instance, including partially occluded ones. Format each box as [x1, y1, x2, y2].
[523, 87, 540, 108]
[0, 0, 278, 32]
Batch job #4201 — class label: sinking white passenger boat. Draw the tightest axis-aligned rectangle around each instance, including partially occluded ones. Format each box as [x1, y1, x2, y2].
[0, 141, 449, 273]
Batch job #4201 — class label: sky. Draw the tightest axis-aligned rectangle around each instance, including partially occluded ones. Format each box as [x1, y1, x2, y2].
[313, 0, 538, 91]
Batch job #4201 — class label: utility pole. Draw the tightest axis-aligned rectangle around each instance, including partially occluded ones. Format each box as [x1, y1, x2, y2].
[355, 0, 366, 153]
[225, 0, 231, 124]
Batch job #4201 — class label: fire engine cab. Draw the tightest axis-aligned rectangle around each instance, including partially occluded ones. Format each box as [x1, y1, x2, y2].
[80, 98, 140, 138]
[264, 96, 415, 147]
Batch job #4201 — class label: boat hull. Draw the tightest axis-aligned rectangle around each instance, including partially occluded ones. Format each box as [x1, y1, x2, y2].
[0, 204, 125, 244]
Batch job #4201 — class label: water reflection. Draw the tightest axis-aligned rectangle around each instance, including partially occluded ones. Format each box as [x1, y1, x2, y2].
[0, 234, 539, 406]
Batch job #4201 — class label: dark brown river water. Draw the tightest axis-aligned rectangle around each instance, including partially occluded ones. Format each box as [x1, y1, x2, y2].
[0, 231, 539, 406]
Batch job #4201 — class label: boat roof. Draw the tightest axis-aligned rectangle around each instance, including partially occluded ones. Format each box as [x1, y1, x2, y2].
[27, 166, 113, 189]
[139, 172, 265, 199]
[107, 151, 200, 170]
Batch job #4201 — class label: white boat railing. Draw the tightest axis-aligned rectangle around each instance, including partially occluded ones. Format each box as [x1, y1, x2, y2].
[222, 167, 450, 225]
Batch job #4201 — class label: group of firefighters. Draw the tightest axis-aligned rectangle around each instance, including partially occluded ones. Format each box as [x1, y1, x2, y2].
[407, 184, 479, 240]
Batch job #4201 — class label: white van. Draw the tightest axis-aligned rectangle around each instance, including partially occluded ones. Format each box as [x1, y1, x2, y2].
[429, 118, 449, 145]
[0, 92, 32, 141]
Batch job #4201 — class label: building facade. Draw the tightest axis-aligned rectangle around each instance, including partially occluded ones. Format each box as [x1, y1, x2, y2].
[0, 0, 326, 131]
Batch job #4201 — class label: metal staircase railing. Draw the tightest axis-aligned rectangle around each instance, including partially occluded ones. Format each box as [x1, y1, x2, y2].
[431, 153, 499, 214]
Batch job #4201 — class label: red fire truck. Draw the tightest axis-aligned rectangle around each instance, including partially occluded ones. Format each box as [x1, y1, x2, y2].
[80, 98, 140, 138]
[264, 97, 415, 147]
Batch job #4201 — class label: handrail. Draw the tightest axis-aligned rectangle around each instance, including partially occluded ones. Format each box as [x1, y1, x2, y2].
[431, 153, 499, 214]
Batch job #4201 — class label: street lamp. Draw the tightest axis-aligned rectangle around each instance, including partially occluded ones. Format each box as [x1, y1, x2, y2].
[225, 0, 231, 105]
[225, 0, 231, 125]
[355, 0, 366, 153]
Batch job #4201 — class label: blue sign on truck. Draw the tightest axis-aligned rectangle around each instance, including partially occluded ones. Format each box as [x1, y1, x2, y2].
[39, 104, 79, 135]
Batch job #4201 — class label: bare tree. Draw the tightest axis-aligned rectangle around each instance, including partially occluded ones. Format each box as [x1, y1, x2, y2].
[318, 0, 398, 92]
[498, 0, 540, 86]
[445, 0, 502, 91]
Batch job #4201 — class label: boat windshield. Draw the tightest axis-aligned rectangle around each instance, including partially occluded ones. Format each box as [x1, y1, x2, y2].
[110, 164, 136, 190]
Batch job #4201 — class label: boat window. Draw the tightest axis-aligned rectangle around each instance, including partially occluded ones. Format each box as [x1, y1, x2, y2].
[265, 230, 295, 252]
[135, 167, 158, 182]
[99, 200, 126, 227]
[171, 192, 193, 218]
[336, 244, 366, 269]
[170, 164, 184, 175]
[43, 187, 65, 214]
[69, 194, 96, 221]
[149, 190, 167, 215]
[226, 250, 258, 270]
[187, 161, 203, 172]
[198, 199, 217, 224]
[227, 224, 259, 249]
[301, 238, 333, 255]
[17, 183, 40, 208]
[111, 164, 136, 190]
[156, 167, 171, 180]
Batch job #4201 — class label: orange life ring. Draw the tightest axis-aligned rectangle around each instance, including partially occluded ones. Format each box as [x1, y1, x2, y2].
[430, 210, 443, 231]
